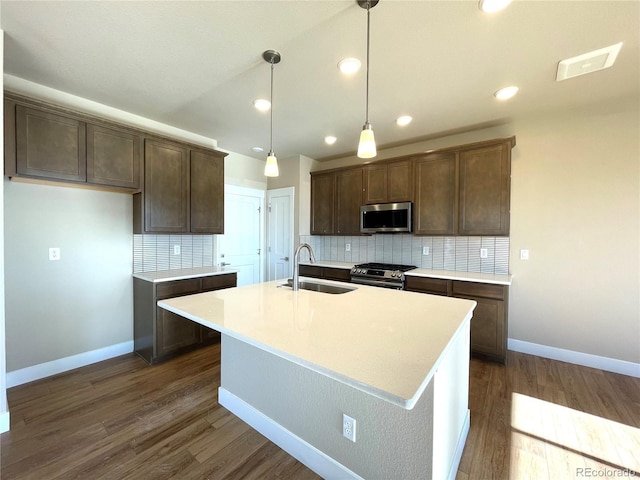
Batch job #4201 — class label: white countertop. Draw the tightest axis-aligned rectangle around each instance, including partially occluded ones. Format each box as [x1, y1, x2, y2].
[133, 266, 238, 283]
[408, 268, 512, 285]
[158, 278, 476, 409]
[300, 261, 512, 285]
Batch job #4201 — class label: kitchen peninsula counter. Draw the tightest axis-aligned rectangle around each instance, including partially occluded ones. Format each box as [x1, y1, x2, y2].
[159, 279, 476, 479]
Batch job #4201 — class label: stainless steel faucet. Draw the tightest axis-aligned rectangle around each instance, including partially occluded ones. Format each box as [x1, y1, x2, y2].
[292, 243, 316, 291]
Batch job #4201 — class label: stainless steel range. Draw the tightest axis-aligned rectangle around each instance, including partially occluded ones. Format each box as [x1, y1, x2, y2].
[350, 262, 417, 290]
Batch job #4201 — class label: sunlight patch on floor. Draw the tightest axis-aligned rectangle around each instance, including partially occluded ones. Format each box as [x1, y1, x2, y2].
[510, 393, 640, 479]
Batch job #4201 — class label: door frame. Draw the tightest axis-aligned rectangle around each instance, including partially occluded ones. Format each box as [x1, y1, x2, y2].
[267, 187, 295, 281]
[219, 184, 266, 283]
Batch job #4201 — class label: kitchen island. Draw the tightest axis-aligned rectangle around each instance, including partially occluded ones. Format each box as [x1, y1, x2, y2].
[159, 278, 476, 480]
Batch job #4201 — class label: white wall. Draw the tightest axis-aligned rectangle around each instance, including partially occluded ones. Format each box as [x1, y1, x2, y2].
[4, 181, 133, 371]
[313, 96, 640, 367]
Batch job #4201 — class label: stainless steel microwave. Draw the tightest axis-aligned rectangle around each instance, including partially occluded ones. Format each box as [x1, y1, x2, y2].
[360, 202, 412, 234]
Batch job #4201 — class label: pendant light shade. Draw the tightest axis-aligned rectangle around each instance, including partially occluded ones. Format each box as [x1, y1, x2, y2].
[357, 0, 378, 159]
[357, 123, 376, 158]
[262, 49, 281, 177]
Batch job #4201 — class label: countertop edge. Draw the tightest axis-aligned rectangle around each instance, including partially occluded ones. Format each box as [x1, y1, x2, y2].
[133, 268, 238, 283]
[299, 261, 512, 285]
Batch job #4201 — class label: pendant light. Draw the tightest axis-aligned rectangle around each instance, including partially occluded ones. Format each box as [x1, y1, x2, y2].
[357, 0, 378, 159]
[263, 49, 281, 177]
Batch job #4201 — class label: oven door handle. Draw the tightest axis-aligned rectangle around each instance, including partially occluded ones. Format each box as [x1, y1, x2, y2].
[350, 277, 403, 289]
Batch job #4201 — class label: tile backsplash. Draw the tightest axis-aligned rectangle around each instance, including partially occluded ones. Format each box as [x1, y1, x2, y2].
[298, 234, 510, 275]
[133, 235, 215, 273]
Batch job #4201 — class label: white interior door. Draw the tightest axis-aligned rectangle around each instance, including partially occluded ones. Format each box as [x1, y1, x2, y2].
[267, 187, 294, 281]
[219, 185, 264, 286]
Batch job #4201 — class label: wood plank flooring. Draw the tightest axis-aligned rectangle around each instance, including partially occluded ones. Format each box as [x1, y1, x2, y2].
[2, 344, 639, 479]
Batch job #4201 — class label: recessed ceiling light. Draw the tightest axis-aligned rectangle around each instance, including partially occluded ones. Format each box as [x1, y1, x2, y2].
[494, 86, 519, 100]
[396, 115, 413, 126]
[252, 146, 264, 153]
[253, 98, 271, 111]
[478, 0, 512, 13]
[324, 136, 337, 145]
[338, 58, 361, 75]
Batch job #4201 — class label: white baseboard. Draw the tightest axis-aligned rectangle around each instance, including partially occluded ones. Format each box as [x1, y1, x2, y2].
[0, 410, 10, 434]
[447, 409, 470, 480]
[508, 339, 640, 378]
[6, 341, 134, 388]
[218, 388, 364, 480]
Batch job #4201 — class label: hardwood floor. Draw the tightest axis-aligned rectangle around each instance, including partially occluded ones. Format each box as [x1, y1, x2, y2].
[2, 345, 639, 479]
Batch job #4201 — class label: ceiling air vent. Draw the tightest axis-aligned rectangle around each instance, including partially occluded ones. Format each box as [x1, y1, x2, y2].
[556, 42, 623, 81]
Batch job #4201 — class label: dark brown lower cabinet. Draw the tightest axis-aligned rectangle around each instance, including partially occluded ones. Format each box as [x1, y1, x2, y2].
[134, 272, 237, 364]
[298, 265, 351, 282]
[405, 276, 508, 363]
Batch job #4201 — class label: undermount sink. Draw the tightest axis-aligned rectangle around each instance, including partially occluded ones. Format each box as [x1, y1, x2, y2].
[280, 278, 356, 295]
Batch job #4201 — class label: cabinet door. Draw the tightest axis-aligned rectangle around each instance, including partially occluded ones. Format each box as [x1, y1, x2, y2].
[414, 153, 456, 235]
[458, 142, 510, 236]
[190, 149, 224, 233]
[87, 124, 140, 189]
[387, 160, 413, 202]
[156, 306, 202, 358]
[335, 168, 363, 235]
[299, 264, 323, 279]
[144, 139, 189, 233]
[467, 297, 506, 362]
[310, 172, 335, 234]
[15, 105, 86, 182]
[363, 164, 387, 204]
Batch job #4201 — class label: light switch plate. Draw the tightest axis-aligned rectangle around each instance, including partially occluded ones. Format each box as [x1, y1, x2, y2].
[520, 249, 529, 260]
[422, 246, 430, 256]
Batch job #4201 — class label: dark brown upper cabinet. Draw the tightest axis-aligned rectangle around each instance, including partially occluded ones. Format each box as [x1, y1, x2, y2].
[311, 168, 363, 235]
[310, 171, 335, 235]
[309, 136, 514, 237]
[363, 159, 413, 204]
[87, 124, 141, 189]
[414, 137, 514, 236]
[4, 93, 143, 191]
[335, 168, 363, 235]
[458, 141, 512, 236]
[139, 139, 190, 233]
[414, 152, 457, 235]
[133, 139, 226, 234]
[14, 104, 87, 182]
[190, 148, 225, 234]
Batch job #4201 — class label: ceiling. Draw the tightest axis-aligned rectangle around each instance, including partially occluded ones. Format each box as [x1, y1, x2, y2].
[1, 1, 638, 162]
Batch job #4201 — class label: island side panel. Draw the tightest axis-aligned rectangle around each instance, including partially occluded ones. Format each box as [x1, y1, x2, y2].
[219, 334, 434, 480]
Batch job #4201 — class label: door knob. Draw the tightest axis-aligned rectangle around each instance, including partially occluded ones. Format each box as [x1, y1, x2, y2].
[221, 262, 231, 266]
[281, 257, 289, 261]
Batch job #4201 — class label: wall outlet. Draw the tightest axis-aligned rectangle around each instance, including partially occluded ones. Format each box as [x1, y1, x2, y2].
[343, 413, 356, 442]
[520, 249, 529, 260]
[480, 248, 488, 259]
[49, 247, 61, 261]
[422, 246, 430, 256]
[173, 245, 181, 255]
[345, 243, 351, 252]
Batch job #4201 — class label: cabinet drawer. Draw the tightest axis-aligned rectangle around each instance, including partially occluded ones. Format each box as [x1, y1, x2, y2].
[202, 273, 237, 291]
[405, 276, 449, 296]
[323, 267, 351, 282]
[299, 265, 323, 279]
[156, 278, 201, 299]
[452, 281, 505, 301]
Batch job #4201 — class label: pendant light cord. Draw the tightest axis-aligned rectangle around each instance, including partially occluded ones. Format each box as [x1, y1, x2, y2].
[365, 2, 371, 125]
[269, 61, 274, 153]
